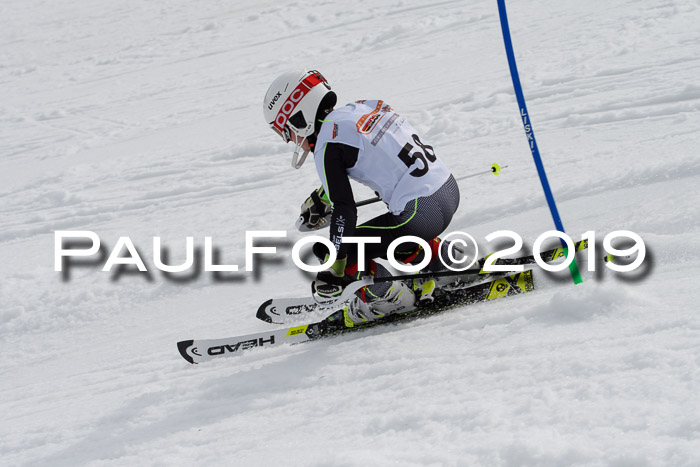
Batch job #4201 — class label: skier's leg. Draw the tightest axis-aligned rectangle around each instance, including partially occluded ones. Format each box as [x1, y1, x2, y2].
[316, 175, 461, 319]
[342, 176, 460, 319]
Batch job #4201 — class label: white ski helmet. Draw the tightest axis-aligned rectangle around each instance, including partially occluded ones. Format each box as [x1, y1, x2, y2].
[263, 69, 336, 168]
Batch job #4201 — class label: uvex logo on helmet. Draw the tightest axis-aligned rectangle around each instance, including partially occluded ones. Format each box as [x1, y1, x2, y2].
[267, 91, 282, 111]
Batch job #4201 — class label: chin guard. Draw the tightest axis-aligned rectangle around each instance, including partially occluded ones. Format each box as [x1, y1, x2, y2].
[291, 137, 309, 169]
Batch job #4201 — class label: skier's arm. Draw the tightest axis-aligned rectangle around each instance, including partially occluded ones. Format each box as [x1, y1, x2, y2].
[319, 142, 359, 260]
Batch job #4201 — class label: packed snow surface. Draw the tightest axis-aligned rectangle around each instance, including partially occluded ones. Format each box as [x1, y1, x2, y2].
[2, 0, 700, 465]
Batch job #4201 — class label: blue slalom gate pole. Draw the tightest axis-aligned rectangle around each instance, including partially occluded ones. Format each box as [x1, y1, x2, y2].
[497, 0, 582, 284]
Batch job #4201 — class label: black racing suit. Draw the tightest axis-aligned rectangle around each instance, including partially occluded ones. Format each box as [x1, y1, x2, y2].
[318, 142, 460, 286]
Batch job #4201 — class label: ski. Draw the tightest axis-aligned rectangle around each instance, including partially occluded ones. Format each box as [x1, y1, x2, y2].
[256, 239, 589, 324]
[177, 269, 536, 364]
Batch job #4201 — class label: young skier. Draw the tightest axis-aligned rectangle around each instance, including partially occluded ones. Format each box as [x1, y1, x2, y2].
[263, 69, 460, 325]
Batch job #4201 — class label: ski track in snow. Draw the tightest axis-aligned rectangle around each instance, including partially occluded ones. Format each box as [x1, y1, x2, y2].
[1, 0, 700, 465]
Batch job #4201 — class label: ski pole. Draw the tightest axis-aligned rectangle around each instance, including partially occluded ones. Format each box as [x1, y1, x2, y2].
[355, 163, 507, 208]
[497, 0, 582, 284]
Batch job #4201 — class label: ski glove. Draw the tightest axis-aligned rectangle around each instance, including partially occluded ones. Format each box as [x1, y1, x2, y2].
[298, 186, 332, 231]
[312, 256, 353, 299]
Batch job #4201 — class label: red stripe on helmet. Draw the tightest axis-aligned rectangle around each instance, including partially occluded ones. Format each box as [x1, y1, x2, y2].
[272, 71, 325, 132]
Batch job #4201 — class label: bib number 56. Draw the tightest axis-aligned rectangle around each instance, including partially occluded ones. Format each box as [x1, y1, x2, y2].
[397, 134, 436, 177]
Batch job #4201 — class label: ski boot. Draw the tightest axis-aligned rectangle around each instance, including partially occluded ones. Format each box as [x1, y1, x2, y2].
[412, 278, 437, 303]
[342, 280, 416, 327]
[400, 237, 471, 294]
